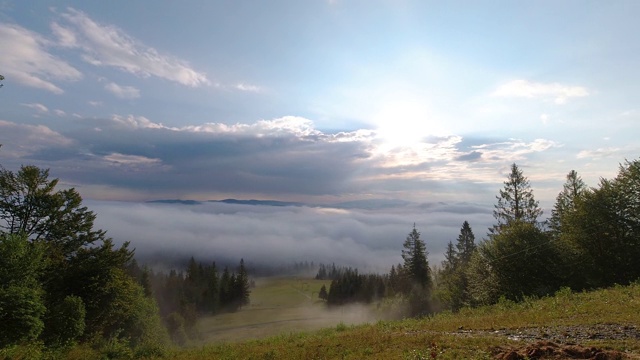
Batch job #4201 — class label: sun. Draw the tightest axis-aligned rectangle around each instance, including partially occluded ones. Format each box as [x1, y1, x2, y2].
[372, 99, 447, 149]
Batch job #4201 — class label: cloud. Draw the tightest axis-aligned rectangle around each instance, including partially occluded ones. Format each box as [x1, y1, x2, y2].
[54, 109, 67, 117]
[492, 79, 589, 104]
[0, 120, 73, 158]
[1, 113, 563, 203]
[456, 151, 482, 162]
[110, 114, 164, 129]
[0, 23, 82, 93]
[235, 83, 261, 92]
[105, 82, 141, 99]
[103, 153, 162, 166]
[471, 138, 559, 162]
[56, 8, 209, 87]
[89, 200, 494, 271]
[576, 147, 621, 160]
[50, 22, 77, 47]
[21, 103, 49, 113]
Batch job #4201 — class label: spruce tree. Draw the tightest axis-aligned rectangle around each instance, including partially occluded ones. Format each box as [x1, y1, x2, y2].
[234, 259, 250, 309]
[401, 225, 431, 289]
[491, 163, 542, 235]
[455, 220, 476, 264]
[549, 170, 587, 237]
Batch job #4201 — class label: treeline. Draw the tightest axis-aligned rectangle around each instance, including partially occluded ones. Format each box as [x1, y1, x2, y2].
[0, 166, 168, 355]
[316, 226, 434, 316]
[318, 159, 640, 317]
[0, 163, 253, 355]
[434, 160, 640, 311]
[315, 263, 355, 280]
[128, 258, 251, 344]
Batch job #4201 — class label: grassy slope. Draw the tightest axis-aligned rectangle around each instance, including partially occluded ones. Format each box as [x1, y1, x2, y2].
[172, 283, 640, 359]
[196, 278, 338, 343]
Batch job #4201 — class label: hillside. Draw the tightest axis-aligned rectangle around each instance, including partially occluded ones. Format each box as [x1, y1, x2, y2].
[170, 282, 640, 359]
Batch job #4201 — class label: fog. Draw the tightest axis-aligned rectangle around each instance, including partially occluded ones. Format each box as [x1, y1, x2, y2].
[88, 200, 494, 271]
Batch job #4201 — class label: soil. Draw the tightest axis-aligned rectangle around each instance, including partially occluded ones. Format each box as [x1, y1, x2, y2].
[491, 341, 624, 360]
[454, 324, 639, 359]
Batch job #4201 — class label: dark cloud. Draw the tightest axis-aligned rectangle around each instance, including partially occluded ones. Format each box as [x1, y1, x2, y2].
[456, 151, 482, 162]
[0, 115, 563, 205]
[15, 117, 375, 197]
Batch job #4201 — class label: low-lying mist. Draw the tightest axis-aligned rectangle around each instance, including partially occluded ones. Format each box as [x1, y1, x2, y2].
[88, 200, 493, 271]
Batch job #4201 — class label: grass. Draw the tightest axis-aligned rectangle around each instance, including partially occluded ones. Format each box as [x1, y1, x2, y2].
[4, 281, 640, 359]
[169, 282, 640, 359]
[196, 277, 343, 343]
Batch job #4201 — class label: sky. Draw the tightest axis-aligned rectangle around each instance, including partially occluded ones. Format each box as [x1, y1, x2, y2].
[1, 1, 639, 268]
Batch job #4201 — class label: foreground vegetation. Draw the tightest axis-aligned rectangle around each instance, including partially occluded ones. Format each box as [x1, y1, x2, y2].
[3, 281, 639, 359]
[167, 282, 640, 359]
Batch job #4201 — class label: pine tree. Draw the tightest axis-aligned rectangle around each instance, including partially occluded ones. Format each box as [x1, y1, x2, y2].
[491, 163, 542, 235]
[549, 170, 587, 237]
[318, 284, 328, 301]
[436, 221, 477, 311]
[455, 221, 476, 265]
[402, 225, 431, 289]
[443, 241, 457, 271]
[234, 259, 250, 309]
[219, 267, 231, 307]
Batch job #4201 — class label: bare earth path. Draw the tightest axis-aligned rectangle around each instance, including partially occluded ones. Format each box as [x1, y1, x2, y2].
[456, 324, 639, 359]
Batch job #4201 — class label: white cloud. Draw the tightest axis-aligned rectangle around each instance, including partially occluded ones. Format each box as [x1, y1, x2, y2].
[0, 120, 73, 156]
[472, 138, 559, 162]
[50, 22, 77, 47]
[88, 100, 103, 106]
[21, 103, 49, 113]
[58, 8, 209, 87]
[577, 147, 621, 160]
[540, 113, 549, 124]
[235, 83, 261, 92]
[105, 82, 141, 99]
[371, 135, 463, 168]
[492, 79, 589, 104]
[111, 114, 163, 129]
[0, 23, 82, 94]
[54, 109, 66, 117]
[182, 116, 325, 138]
[103, 153, 162, 166]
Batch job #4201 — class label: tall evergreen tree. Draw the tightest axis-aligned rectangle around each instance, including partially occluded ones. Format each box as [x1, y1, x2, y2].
[443, 241, 457, 271]
[233, 258, 250, 309]
[491, 163, 542, 235]
[436, 221, 477, 311]
[549, 170, 587, 237]
[401, 225, 431, 289]
[455, 221, 476, 264]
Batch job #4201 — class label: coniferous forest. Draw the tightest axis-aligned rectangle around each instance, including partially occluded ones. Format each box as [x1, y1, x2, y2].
[1, 157, 639, 357]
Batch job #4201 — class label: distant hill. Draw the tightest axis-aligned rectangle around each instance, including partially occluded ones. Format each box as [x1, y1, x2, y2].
[147, 199, 203, 205]
[331, 199, 411, 209]
[209, 199, 305, 207]
[146, 198, 415, 210]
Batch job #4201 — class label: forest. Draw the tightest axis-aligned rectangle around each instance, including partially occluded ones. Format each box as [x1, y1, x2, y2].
[0, 157, 639, 357]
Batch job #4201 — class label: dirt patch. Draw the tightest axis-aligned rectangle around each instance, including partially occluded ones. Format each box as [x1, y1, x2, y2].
[454, 324, 640, 343]
[492, 341, 625, 360]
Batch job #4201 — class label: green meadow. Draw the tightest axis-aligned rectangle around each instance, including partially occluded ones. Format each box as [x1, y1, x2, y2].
[196, 277, 379, 343]
[169, 281, 640, 359]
